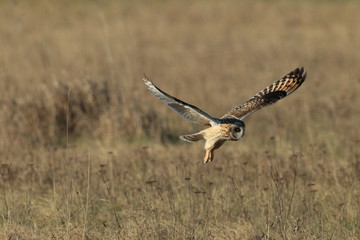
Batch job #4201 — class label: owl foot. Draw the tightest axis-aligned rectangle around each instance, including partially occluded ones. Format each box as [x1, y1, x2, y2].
[204, 149, 214, 163]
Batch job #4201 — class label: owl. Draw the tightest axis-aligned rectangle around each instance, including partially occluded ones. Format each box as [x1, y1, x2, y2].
[143, 67, 306, 163]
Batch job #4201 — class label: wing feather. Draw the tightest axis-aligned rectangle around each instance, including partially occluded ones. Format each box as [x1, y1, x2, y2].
[143, 76, 220, 126]
[222, 67, 307, 120]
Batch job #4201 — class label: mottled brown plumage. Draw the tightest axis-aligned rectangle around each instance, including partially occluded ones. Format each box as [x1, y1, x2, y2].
[143, 67, 306, 163]
[222, 67, 306, 120]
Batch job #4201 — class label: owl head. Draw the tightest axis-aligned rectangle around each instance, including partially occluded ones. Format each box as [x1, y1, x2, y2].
[222, 119, 245, 141]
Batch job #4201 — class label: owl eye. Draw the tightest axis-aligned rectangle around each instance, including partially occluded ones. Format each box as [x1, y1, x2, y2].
[234, 127, 241, 132]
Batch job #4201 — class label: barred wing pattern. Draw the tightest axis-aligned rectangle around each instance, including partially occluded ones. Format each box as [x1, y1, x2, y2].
[222, 67, 307, 120]
[143, 76, 221, 126]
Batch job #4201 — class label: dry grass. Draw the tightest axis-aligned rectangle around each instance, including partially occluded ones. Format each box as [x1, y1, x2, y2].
[0, 0, 359, 239]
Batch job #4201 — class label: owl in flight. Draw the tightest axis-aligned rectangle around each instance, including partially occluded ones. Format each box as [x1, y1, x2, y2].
[143, 67, 306, 163]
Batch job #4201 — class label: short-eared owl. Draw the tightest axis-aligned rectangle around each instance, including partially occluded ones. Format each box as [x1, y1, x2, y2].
[144, 67, 306, 163]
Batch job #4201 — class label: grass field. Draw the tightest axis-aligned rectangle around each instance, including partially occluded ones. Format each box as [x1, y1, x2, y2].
[0, 0, 359, 239]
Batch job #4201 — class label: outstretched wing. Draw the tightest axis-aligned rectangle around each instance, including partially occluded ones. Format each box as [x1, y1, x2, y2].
[143, 76, 221, 126]
[222, 67, 307, 120]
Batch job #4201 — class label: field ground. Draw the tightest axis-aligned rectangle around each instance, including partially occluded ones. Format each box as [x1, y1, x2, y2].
[0, 0, 359, 239]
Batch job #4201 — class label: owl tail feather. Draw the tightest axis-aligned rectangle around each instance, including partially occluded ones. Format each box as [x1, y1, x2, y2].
[179, 132, 203, 142]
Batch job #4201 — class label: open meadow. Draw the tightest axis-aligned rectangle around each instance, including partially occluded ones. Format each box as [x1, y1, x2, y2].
[0, 0, 359, 239]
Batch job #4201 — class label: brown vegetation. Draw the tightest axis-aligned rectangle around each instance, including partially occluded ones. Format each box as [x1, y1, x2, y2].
[0, 0, 359, 239]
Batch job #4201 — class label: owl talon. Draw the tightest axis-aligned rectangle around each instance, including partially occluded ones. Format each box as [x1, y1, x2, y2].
[204, 149, 214, 163]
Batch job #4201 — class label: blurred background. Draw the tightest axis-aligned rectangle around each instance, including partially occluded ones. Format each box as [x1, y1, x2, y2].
[0, 0, 359, 239]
